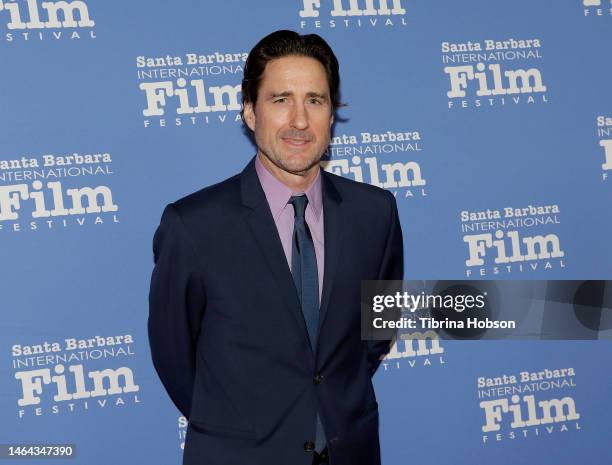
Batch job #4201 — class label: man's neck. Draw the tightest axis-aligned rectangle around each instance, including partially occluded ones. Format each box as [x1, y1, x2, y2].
[257, 152, 319, 193]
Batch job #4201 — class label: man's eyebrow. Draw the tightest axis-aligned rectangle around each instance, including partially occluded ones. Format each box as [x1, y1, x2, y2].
[269, 91, 329, 99]
[306, 92, 328, 99]
[270, 91, 292, 98]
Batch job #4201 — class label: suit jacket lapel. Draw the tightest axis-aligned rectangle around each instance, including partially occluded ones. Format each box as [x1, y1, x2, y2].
[240, 158, 311, 344]
[318, 171, 344, 334]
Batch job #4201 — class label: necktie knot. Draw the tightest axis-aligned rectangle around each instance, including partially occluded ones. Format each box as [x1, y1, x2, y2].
[289, 195, 308, 220]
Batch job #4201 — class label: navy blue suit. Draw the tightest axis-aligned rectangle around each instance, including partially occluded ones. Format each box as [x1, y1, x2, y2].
[148, 157, 403, 465]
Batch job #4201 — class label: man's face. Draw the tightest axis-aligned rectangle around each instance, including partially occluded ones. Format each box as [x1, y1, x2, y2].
[244, 55, 334, 177]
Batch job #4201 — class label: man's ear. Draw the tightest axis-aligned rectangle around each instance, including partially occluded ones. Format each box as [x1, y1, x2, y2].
[244, 101, 256, 131]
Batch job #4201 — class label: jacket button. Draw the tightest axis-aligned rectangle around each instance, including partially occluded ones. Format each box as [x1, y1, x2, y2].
[303, 441, 315, 452]
[313, 374, 323, 384]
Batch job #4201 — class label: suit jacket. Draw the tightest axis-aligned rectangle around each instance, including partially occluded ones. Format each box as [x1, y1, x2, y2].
[148, 157, 404, 465]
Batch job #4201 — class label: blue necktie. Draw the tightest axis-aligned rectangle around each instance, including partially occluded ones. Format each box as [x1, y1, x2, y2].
[289, 195, 326, 453]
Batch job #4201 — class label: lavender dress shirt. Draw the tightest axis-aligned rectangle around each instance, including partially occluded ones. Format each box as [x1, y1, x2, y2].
[255, 154, 324, 303]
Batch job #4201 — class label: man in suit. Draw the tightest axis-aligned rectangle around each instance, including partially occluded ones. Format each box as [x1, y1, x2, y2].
[148, 30, 403, 465]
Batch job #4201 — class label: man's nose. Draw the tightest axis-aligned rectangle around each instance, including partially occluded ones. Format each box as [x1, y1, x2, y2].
[289, 102, 309, 130]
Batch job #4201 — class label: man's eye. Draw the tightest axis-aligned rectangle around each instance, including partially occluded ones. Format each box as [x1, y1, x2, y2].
[309, 98, 322, 104]
[273, 98, 287, 103]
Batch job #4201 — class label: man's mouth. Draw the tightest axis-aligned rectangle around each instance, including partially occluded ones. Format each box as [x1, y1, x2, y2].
[282, 138, 312, 147]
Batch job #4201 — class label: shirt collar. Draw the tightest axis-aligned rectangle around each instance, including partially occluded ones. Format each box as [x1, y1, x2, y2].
[255, 154, 323, 222]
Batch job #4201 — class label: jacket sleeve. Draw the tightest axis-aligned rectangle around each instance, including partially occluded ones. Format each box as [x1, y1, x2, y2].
[367, 191, 404, 376]
[148, 203, 206, 419]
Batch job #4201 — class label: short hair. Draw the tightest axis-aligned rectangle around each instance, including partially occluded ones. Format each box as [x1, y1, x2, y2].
[240, 30, 343, 126]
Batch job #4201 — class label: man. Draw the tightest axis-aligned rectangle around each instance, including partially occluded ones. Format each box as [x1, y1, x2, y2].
[148, 30, 403, 465]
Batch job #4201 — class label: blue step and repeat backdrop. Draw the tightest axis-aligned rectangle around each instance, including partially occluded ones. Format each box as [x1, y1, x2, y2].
[1, 1, 611, 464]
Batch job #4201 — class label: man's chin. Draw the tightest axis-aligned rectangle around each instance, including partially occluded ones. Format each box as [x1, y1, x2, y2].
[283, 160, 320, 176]
[276, 154, 320, 175]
